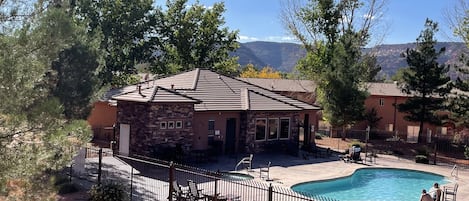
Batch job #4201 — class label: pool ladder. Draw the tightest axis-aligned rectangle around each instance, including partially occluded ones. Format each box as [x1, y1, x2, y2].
[451, 164, 458, 179]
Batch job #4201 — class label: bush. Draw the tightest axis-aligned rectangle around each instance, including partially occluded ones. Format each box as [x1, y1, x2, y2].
[89, 181, 128, 201]
[50, 174, 69, 186]
[415, 155, 429, 164]
[315, 133, 323, 139]
[350, 140, 363, 148]
[415, 147, 429, 156]
[58, 183, 79, 195]
[392, 150, 404, 156]
[464, 145, 469, 159]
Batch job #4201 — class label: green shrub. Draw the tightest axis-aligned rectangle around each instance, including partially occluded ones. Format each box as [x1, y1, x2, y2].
[58, 183, 79, 195]
[89, 181, 128, 201]
[415, 155, 429, 164]
[350, 140, 363, 148]
[464, 145, 469, 159]
[315, 133, 323, 139]
[50, 174, 69, 186]
[415, 147, 429, 156]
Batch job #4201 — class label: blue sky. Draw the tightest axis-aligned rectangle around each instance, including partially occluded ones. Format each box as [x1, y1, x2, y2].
[180, 0, 460, 44]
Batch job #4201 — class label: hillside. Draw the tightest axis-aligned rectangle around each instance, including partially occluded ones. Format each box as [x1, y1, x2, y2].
[231, 41, 468, 78]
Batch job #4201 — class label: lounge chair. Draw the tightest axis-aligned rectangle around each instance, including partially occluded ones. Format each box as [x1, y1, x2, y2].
[350, 146, 363, 163]
[187, 180, 207, 201]
[171, 180, 188, 201]
[235, 154, 253, 171]
[259, 161, 271, 180]
[444, 183, 458, 201]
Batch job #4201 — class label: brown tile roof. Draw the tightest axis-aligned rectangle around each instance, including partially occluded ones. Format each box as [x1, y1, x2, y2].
[113, 86, 201, 103]
[366, 82, 408, 97]
[238, 78, 316, 92]
[112, 69, 320, 111]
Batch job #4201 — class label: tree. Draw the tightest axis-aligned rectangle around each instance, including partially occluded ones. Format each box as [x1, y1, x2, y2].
[451, 64, 469, 127]
[51, 44, 100, 120]
[0, 3, 92, 198]
[239, 65, 283, 79]
[152, 0, 239, 75]
[445, 0, 469, 44]
[76, 0, 156, 86]
[364, 107, 382, 129]
[397, 19, 452, 143]
[283, 0, 385, 135]
[446, 0, 469, 128]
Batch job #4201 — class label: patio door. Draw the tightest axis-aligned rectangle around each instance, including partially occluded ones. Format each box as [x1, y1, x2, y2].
[119, 124, 130, 155]
[225, 118, 236, 155]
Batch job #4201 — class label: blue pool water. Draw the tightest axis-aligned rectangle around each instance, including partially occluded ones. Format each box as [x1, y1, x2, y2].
[292, 168, 448, 201]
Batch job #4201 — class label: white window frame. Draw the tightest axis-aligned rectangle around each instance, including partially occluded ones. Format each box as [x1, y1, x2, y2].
[168, 121, 175, 129]
[267, 118, 279, 140]
[160, 121, 167, 129]
[255, 118, 267, 141]
[379, 98, 384, 106]
[279, 117, 291, 139]
[208, 120, 215, 136]
[176, 121, 183, 129]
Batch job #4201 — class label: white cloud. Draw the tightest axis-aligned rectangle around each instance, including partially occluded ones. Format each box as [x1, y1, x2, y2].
[239, 35, 300, 43]
[239, 35, 259, 42]
[265, 36, 298, 42]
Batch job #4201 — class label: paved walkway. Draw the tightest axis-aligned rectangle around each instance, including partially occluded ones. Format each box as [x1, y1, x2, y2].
[198, 152, 467, 200]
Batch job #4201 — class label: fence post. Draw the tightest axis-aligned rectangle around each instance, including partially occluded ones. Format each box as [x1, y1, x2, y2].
[268, 183, 273, 201]
[169, 162, 174, 201]
[214, 179, 218, 201]
[98, 148, 102, 185]
[69, 163, 73, 183]
[130, 167, 134, 201]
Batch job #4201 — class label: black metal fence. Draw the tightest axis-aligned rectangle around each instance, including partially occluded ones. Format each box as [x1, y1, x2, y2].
[71, 147, 340, 201]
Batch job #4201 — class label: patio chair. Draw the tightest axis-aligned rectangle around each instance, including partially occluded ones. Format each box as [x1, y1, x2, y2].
[235, 154, 253, 171]
[444, 183, 458, 201]
[187, 180, 207, 201]
[171, 180, 188, 201]
[259, 161, 271, 180]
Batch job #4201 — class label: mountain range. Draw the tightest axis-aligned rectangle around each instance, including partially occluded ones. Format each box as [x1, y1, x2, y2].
[231, 41, 468, 78]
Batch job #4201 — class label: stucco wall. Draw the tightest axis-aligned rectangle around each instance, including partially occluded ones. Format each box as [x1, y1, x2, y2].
[192, 111, 241, 152]
[359, 95, 450, 142]
[87, 101, 117, 129]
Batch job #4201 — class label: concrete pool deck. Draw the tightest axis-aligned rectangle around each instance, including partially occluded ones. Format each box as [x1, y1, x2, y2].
[198, 152, 467, 200]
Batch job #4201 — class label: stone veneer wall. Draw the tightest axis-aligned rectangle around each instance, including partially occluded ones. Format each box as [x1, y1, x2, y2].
[117, 101, 194, 156]
[242, 111, 300, 153]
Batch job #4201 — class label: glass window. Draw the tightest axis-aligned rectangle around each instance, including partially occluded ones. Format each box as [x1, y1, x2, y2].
[168, 121, 175, 129]
[280, 118, 290, 139]
[256, 119, 267, 141]
[379, 98, 384, 106]
[440, 127, 448, 135]
[160, 121, 167, 129]
[268, 118, 279, 140]
[208, 120, 215, 136]
[176, 121, 182, 129]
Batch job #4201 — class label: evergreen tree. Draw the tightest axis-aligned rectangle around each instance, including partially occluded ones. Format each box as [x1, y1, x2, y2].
[0, 2, 92, 198]
[398, 19, 452, 143]
[51, 44, 101, 120]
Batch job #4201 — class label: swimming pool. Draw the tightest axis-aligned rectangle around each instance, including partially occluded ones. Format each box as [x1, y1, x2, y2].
[291, 168, 449, 201]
